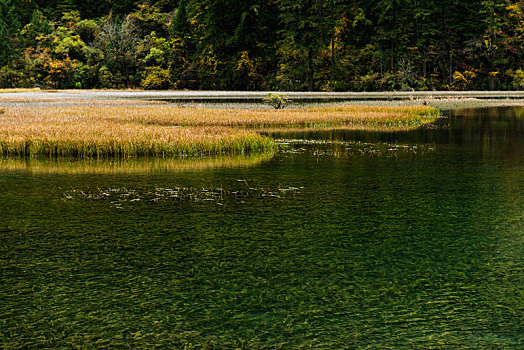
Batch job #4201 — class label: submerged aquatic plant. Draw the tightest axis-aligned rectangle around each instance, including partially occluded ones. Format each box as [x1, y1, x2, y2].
[64, 183, 303, 208]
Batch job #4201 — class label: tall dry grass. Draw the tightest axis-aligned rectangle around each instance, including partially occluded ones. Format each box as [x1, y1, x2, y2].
[0, 105, 438, 157]
[0, 106, 275, 157]
[0, 88, 42, 93]
[112, 105, 439, 128]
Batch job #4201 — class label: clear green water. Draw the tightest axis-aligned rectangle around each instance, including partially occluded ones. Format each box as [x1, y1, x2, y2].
[1, 107, 523, 348]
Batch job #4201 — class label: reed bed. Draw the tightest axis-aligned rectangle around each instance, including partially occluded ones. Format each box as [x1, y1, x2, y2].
[0, 105, 438, 158]
[115, 105, 439, 128]
[3, 104, 439, 127]
[0, 107, 275, 157]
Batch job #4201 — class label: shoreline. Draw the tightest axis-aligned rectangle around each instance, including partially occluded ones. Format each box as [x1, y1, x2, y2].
[2, 90, 524, 111]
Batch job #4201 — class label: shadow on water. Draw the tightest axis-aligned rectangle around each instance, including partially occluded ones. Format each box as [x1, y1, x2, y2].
[0, 107, 522, 348]
[272, 106, 524, 163]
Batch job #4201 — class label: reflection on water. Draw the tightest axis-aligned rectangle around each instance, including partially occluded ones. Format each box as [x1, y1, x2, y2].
[0, 153, 274, 174]
[0, 107, 523, 348]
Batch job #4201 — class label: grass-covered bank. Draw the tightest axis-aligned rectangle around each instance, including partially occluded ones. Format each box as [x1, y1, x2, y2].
[0, 105, 439, 158]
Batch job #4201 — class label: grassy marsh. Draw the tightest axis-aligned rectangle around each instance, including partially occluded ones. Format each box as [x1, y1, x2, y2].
[0, 105, 439, 157]
[79, 104, 439, 128]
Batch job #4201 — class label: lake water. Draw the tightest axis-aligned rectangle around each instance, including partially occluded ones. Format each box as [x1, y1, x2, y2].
[1, 107, 523, 348]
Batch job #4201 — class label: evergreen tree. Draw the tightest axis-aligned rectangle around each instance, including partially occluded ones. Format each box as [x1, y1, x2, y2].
[172, 0, 189, 37]
[76, 0, 111, 19]
[0, 0, 20, 67]
[112, 0, 136, 17]
[21, 10, 52, 48]
[278, 0, 331, 91]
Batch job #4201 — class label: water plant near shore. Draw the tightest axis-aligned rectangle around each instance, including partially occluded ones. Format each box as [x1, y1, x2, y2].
[0, 105, 439, 158]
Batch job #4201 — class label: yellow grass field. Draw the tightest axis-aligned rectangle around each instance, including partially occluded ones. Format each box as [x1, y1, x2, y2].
[0, 88, 42, 94]
[0, 105, 439, 157]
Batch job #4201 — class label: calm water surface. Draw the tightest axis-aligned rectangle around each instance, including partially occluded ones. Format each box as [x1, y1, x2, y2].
[1, 107, 523, 348]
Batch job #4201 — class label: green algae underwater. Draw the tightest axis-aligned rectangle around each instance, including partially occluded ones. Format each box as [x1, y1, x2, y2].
[0, 107, 523, 348]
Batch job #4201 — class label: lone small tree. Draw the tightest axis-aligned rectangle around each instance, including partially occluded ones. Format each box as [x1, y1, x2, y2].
[263, 92, 290, 109]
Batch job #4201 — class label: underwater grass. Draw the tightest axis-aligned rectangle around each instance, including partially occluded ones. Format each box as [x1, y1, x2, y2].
[0, 105, 438, 157]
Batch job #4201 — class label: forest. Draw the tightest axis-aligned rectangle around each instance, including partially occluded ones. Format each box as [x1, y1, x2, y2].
[0, 0, 523, 91]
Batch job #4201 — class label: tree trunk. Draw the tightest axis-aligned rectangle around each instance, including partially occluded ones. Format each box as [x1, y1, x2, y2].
[307, 48, 314, 91]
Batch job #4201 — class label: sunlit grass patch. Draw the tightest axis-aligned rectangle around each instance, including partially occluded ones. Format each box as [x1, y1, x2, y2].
[0, 88, 42, 93]
[122, 104, 440, 129]
[17, 104, 438, 129]
[0, 105, 439, 158]
[0, 107, 276, 157]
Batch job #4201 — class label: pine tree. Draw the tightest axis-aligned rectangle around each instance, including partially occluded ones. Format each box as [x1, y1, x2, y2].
[111, 0, 136, 17]
[172, 0, 189, 37]
[278, 0, 331, 91]
[0, 0, 20, 67]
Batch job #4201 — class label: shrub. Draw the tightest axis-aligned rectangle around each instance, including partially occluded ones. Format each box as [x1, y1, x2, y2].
[140, 66, 172, 90]
[511, 69, 524, 90]
[452, 69, 478, 90]
[98, 66, 114, 88]
[263, 93, 290, 109]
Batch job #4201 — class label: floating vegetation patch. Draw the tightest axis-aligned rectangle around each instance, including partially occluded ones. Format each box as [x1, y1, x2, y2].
[63, 182, 303, 208]
[277, 139, 436, 158]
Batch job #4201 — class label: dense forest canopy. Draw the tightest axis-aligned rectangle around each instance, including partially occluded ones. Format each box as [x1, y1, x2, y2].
[0, 0, 523, 91]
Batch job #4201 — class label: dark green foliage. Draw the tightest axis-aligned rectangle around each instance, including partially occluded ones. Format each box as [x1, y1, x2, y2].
[76, 0, 111, 19]
[0, 0, 20, 67]
[1, 0, 523, 90]
[21, 10, 52, 49]
[112, 0, 136, 18]
[277, 0, 331, 91]
[172, 0, 189, 37]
